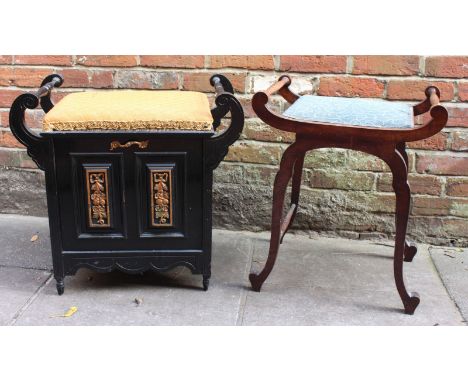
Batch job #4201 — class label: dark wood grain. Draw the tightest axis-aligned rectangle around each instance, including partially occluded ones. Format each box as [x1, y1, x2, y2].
[249, 76, 448, 315]
[8, 73, 244, 294]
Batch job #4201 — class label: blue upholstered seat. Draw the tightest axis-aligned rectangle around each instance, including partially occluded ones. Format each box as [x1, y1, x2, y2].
[283, 95, 414, 129]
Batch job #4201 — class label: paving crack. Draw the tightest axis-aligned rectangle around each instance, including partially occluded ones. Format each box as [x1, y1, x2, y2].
[235, 237, 254, 326]
[8, 273, 53, 326]
[428, 246, 467, 325]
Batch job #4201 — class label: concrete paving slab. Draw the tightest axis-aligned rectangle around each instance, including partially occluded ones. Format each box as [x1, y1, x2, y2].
[14, 230, 251, 326]
[0, 214, 465, 326]
[429, 246, 468, 323]
[0, 266, 51, 325]
[244, 234, 464, 325]
[0, 214, 52, 270]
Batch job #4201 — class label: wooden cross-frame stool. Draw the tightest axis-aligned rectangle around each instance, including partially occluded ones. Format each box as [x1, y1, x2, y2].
[249, 75, 448, 315]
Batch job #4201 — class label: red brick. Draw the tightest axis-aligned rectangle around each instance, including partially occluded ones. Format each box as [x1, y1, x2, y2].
[446, 178, 468, 197]
[89, 71, 114, 88]
[0, 148, 37, 168]
[425, 56, 468, 78]
[377, 173, 443, 196]
[0, 55, 12, 64]
[140, 55, 204, 68]
[387, 80, 454, 101]
[76, 55, 137, 67]
[9, 67, 52, 87]
[0, 130, 25, 149]
[416, 153, 468, 176]
[0, 68, 14, 86]
[451, 131, 468, 151]
[407, 132, 448, 151]
[14, 55, 72, 66]
[224, 141, 282, 165]
[115, 70, 178, 90]
[412, 196, 451, 216]
[446, 106, 468, 128]
[0, 89, 23, 107]
[458, 82, 468, 102]
[353, 56, 419, 76]
[280, 56, 346, 73]
[242, 122, 294, 143]
[0, 111, 8, 127]
[443, 218, 468, 238]
[24, 110, 44, 129]
[209, 56, 274, 70]
[56, 69, 90, 87]
[183, 72, 246, 93]
[318, 76, 385, 98]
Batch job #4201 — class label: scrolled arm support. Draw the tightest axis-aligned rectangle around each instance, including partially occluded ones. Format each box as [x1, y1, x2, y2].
[8, 74, 63, 170]
[206, 75, 244, 169]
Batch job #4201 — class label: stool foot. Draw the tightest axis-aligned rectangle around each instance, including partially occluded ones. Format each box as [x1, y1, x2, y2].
[404, 241, 418, 262]
[249, 273, 263, 292]
[56, 279, 64, 296]
[202, 276, 210, 291]
[404, 293, 420, 315]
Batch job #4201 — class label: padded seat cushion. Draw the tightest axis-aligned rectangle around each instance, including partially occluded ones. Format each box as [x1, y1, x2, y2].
[43, 90, 214, 131]
[283, 95, 414, 129]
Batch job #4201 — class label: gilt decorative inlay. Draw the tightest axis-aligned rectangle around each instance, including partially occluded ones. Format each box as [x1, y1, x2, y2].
[86, 169, 110, 227]
[150, 169, 173, 227]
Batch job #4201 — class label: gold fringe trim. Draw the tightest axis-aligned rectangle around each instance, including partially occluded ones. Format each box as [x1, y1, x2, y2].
[43, 119, 213, 132]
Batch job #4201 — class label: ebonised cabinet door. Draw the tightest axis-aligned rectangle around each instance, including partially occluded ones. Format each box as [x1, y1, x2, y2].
[54, 135, 205, 253]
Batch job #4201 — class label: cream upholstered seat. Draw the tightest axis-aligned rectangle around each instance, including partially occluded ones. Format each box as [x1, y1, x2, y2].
[43, 90, 214, 132]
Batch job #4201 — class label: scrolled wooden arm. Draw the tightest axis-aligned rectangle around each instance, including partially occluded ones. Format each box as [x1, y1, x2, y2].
[8, 74, 63, 170]
[252, 82, 448, 144]
[206, 75, 244, 169]
[38, 74, 64, 113]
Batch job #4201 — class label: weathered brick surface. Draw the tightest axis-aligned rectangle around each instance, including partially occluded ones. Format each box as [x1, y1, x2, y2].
[141, 55, 204, 68]
[425, 56, 468, 78]
[183, 72, 245, 93]
[318, 76, 385, 98]
[14, 55, 73, 66]
[377, 173, 443, 196]
[210, 56, 274, 70]
[451, 131, 468, 151]
[446, 178, 468, 197]
[280, 56, 347, 73]
[387, 80, 454, 101]
[459, 82, 468, 102]
[115, 70, 178, 89]
[0, 55, 467, 246]
[416, 154, 468, 176]
[76, 55, 138, 67]
[353, 56, 419, 76]
[407, 132, 448, 151]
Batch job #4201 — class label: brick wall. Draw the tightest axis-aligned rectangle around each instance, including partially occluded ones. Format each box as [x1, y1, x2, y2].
[0, 55, 467, 246]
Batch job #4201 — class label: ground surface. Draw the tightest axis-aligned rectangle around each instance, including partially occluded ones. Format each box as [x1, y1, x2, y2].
[0, 214, 466, 325]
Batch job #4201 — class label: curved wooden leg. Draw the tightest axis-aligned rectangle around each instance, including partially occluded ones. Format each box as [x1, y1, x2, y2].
[249, 144, 301, 292]
[386, 148, 420, 314]
[280, 152, 305, 244]
[396, 143, 418, 262]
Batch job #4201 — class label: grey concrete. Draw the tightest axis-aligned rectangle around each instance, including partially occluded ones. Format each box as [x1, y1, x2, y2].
[429, 246, 468, 323]
[0, 214, 465, 325]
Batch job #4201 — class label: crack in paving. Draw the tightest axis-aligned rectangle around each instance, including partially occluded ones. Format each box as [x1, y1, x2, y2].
[235, 237, 254, 326]
[7, 273, 53, 326]
[428, 246, 467, 325]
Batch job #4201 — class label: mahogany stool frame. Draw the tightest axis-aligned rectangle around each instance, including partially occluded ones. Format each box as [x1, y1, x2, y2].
[249, 75, 448, 314]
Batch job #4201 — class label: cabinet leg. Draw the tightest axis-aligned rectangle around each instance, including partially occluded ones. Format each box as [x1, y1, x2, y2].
[202, 276, 210, 291]
[56, 278, 65, 296]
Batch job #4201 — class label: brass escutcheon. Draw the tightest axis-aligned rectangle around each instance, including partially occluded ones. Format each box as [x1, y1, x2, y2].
[110, 140, 149, 151]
